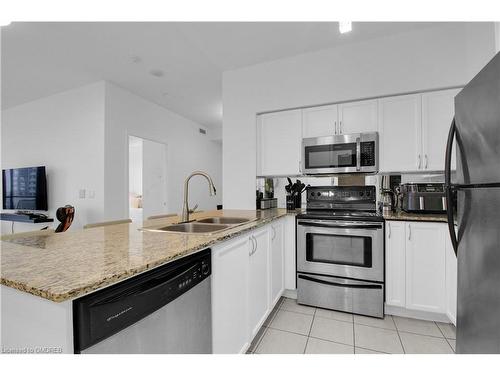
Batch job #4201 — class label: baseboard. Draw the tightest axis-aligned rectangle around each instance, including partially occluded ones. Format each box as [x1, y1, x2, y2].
[385, 304, 452, 324]
[282, 289, 297, 299]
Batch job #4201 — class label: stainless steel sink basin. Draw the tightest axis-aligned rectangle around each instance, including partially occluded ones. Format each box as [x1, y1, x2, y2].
[196, 217, 254, 225]
[141, 222, 231, 235]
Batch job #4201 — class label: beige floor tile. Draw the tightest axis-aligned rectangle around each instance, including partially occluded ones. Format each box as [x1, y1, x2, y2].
[355, 347, 388, 354]
[393, 316, 443, 337]
[399, 332, 454, 354]
[310, 316, 354, 346]
[255, 328, 308, 354]
[436, 322, 456, 339]
[281, 298, 316, 315]
[354, 315, 396, 331]
[315, 308, 353, 323]
[447, 339, 456, 352]
[269, 310, 313, 335]
[354, 324, 404, 354]
[305, 337, 354, 354]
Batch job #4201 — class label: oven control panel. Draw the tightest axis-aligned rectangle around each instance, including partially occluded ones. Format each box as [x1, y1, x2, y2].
[306, 186, 376, 210]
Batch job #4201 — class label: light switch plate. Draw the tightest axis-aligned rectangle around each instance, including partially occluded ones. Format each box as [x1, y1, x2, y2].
[79, 189, 86, 199]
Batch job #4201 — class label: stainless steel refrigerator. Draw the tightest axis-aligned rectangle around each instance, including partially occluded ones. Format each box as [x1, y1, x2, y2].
[445, 51, 500, 354]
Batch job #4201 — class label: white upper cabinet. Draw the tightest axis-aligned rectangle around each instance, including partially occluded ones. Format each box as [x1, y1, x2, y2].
[422, 89, 460, 171]
[257, 109, 302, 176]
[302, 104, 338, 138]
[405, 222, 446, 314]
[385, 221, 406, 308]
[378, 94, 422, 172]
[338, 99, 378, 134]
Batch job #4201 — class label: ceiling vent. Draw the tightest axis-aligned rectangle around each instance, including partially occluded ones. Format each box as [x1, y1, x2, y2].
[199, 128, 207, 135]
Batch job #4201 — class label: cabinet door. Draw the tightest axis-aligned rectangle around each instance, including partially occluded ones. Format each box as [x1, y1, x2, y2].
[270, 220, 285, 307]
[421, 89, 460, 171]
[258, 110, 302, 176]
[405, 222, 446, 314]
[248, 228, 270, 337]
[211, 237, 249, 353]
[378, 94, 422, 172]
[283, 215, 297, 290]
[302, 104, 338, 138]
[338, 99, 378, 134]
[445, 226, 457, 325]
[385, 221, 406, 308]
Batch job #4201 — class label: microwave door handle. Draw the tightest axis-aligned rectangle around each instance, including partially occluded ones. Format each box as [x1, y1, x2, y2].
[298, 274, 382, 289]
[356, 136, 361, 171]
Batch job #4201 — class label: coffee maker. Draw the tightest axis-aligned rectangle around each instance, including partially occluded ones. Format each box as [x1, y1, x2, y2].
[380, 175, 400, 213]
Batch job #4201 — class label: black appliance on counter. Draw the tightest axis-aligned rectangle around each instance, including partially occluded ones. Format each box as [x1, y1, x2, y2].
[296, 186, 384, 318]
[400, 183, 447, 213]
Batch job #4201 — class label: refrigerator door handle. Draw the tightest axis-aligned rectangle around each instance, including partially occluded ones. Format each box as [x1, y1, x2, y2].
[445, 117, 458, 256]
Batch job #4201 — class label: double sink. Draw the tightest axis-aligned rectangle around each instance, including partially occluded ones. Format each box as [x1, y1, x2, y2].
[141, 216, 257, 235]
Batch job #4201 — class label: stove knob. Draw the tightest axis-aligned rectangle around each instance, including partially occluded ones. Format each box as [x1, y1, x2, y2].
[360, 192, 364, 197]
[366, 191, 371, 197]
[311, 192, 315, 197]
[201, 263, 210, 275]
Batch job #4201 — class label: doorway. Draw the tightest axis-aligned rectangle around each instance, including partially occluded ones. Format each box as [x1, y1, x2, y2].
[128, 136, 168, 223]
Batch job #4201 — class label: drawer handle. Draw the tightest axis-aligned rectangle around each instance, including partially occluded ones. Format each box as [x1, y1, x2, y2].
[298, 274, 382, 289]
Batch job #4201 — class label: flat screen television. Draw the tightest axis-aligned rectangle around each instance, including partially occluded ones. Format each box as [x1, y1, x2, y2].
[2, 166, 48, 211]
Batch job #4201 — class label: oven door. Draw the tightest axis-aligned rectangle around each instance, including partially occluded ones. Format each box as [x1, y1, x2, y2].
[302, 133, 378, 174]
[297, 219, 384, 282]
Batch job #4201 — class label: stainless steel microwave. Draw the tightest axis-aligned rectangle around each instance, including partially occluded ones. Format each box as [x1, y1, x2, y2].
[302, 132, 379, 175]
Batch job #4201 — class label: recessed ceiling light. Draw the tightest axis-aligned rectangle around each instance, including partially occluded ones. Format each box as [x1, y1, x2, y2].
[339, 21, 352, 34]
[130, 55, 142, 64]
[150, 69, 164, 78]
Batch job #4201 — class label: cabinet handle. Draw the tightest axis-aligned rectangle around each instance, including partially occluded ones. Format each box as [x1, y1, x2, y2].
[339, 121, 343, 134]
[334, 121, 337, 134]
[408, 224, 411, 241]
[417, 154, 421, 170]
[271, 226, 276, 241]
[249, 236, 255, 255]
[252, 236, 258, 255]
[388, 222, 391, 239]
[298, 160, 302, 173]
[424, 154, 428, 169]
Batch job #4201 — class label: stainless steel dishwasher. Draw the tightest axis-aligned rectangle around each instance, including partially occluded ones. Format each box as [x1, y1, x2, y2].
[73, 249, 212, 354]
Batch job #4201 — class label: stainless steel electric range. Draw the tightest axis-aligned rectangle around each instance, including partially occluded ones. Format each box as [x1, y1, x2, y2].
[296, 185, 385, 318]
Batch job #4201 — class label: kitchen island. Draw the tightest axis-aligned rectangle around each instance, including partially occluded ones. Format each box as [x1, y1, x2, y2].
[0, 209, 294, 353]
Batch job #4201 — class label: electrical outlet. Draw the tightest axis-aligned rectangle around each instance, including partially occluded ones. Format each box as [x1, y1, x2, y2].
[88, 190, 95, 199]
[79, 189, 86, 199]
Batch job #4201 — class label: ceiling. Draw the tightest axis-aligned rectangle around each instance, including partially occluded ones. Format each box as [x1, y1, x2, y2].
[2, 22, 444, 128]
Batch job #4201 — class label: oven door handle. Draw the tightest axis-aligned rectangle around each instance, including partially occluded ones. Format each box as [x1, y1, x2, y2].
[297, 221, 382, 230]
[298, 274, 382, 289]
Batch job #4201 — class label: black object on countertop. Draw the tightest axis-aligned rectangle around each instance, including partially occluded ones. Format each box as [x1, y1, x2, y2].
[0, 212, 54, 223]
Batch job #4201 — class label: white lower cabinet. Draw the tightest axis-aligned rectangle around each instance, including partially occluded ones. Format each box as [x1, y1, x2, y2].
[269, 220, 285, 307]
[211, 235, 250, 354]
[445, 228, 458, 325]
[385, 221, 406, 308]
[405, 222, 446, 314]
[248, 227, 270, 338]
[212, 219, 285, 353]
[385, 221, 455, 323]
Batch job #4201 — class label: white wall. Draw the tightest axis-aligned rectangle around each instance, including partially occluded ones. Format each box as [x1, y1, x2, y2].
[1, 82, 105, 232]
[128, 137, 143, 196]
[104, 82, 222, 220]
[223, 23, 497, 209]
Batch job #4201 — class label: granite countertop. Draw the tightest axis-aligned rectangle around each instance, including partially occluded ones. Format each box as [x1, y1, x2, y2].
[1, 209, 292, 302]
[383, 210, 449, 223]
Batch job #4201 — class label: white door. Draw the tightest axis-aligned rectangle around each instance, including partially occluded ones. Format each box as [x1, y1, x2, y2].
[302, 104, 339, 138]
[405, 222, 446, 314]
[378, 94, 422, 172]
[257, 110, 302, 176]
[142, 139, 167, 220]
[445, 226, 458, 325]
[338, 99, 378, 134]
[385, 221, 406, 308]
[211, 236, 250, 354]
[421, 88, 460, 171]
[270, 220, 284, 307]
[248, 228, 270, 337]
